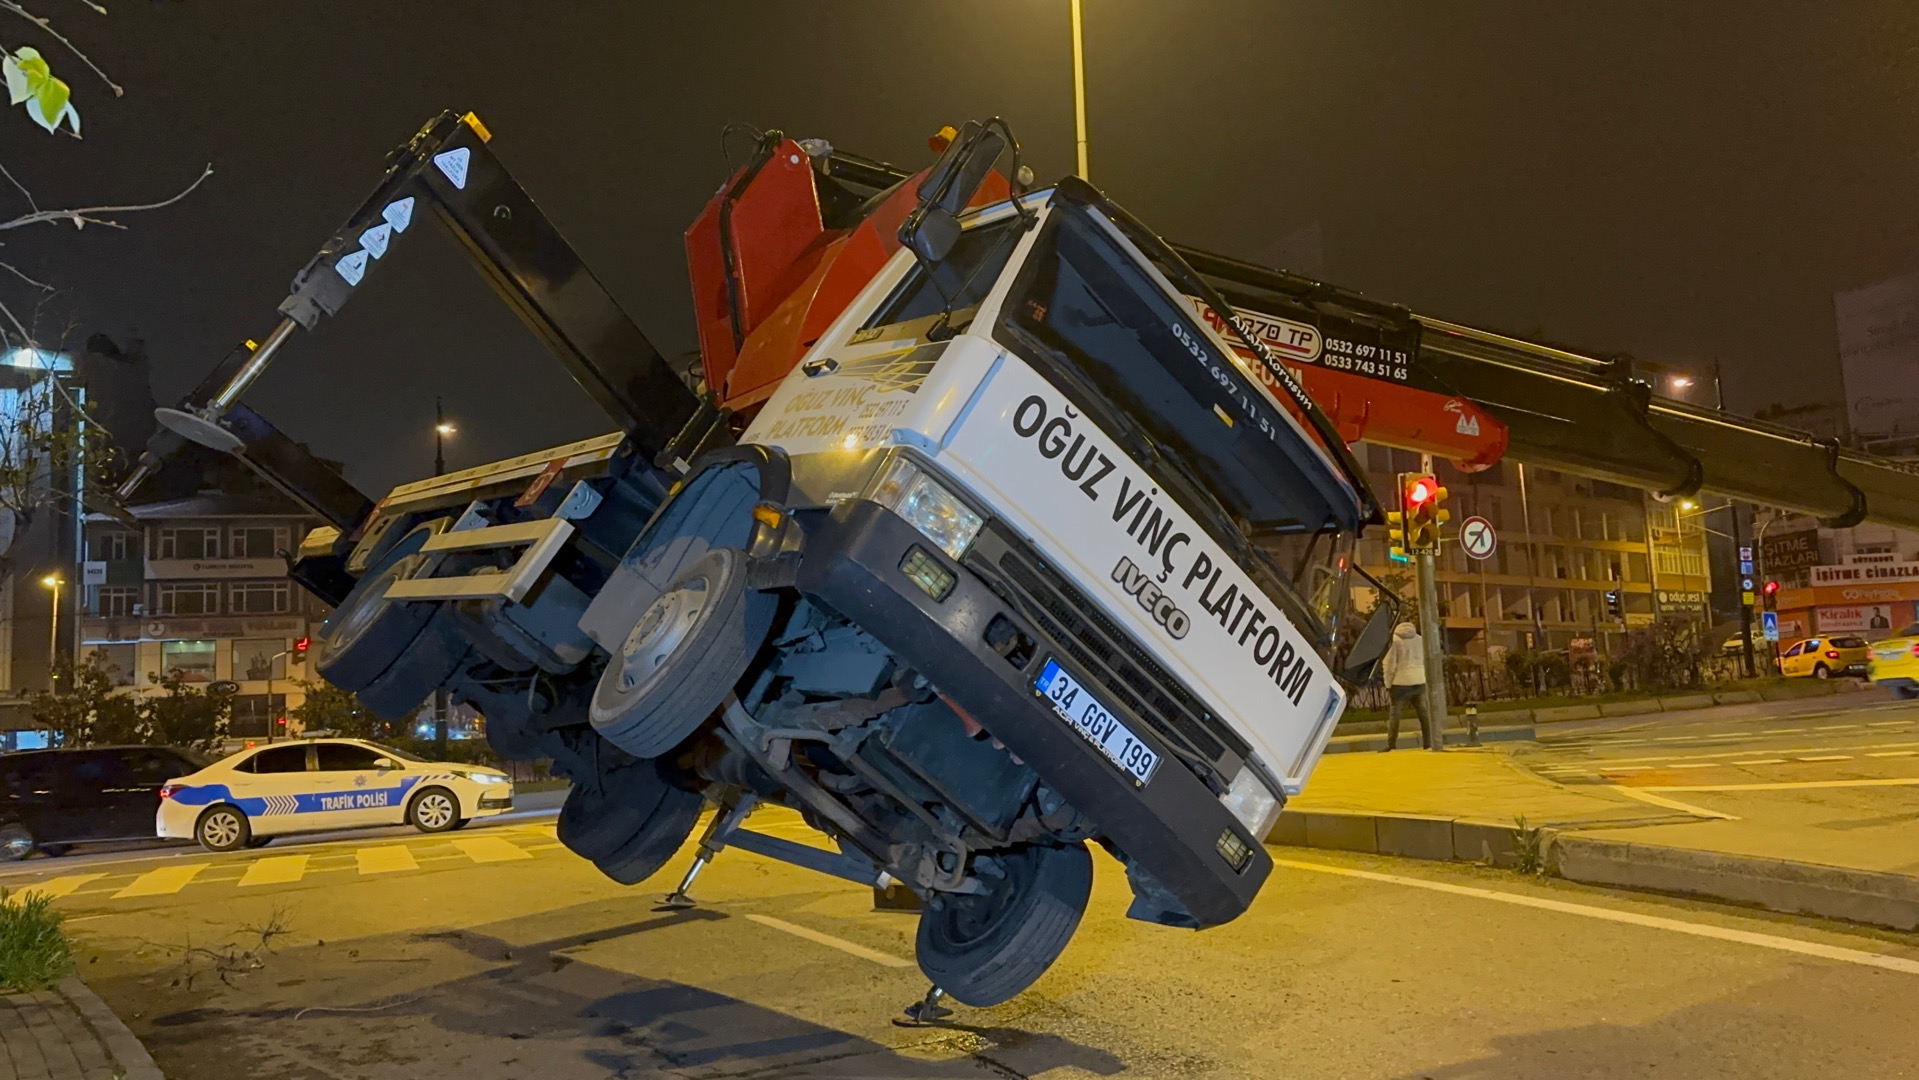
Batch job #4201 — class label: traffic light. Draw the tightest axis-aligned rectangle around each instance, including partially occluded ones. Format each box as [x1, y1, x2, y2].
[293, 636, 310, 658]
[1401, 472, 1450, 555]
[1385, 503, 1410, 563]
[1762, 580, 1779, 610]
[1605, 589, 1624, 620]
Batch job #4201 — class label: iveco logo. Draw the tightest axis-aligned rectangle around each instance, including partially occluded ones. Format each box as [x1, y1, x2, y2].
[1113, 557, 1191, 639]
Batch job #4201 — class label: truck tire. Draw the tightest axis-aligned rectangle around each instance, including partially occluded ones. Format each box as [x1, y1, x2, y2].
[591, 783, 704, 886]
[556, 757, 682, 862]
[356, 611, 471, 721]
[915, 842, 1093, 1007]
[316, 519, 449, 692]
[589, 548, 772, 759]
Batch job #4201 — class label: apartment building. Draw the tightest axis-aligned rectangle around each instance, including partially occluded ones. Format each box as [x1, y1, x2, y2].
[80, 489, 330, 738]
[1351, 445, 1713, 661]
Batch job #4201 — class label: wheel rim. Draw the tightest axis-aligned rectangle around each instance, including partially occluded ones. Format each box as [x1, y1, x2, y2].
[326, 554, 422, 651]
[1, 827, 32, 859]
[203, 812, 241, 848]
[418, 793, 455, 829]
[1816, 667, 1829, 679]
[613, 576, 713, 693]
[926, 851, 1035, 952]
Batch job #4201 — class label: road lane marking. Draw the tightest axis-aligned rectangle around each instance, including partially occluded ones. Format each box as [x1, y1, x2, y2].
[239, 855, 309, 887]
[112, 864, 209, 899]
[1664, 763, 1718, 769]
[1763, 729, 1799, 734]
[1641, 777, 1919, 793]
[1794, 755, 1852, 762]
[1869, 750, 1919, 758]
[1868, 721, 1910, 727]
[6, 874, 104, 903]
[1554, 740, 1919, 769]
[356, 846, 418, 875]
[1608, 787, 1738, 819]
[1815, 725, 1859, 731]
[1730, 759, 1788, 766]
[1270, 858, 1919, 976]
[743, 914, 912, 968]
[452, 836, 533, 863]
[1706, 733, 1748, 739]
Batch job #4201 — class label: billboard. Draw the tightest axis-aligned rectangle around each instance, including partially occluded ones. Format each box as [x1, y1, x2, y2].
[1835, 270, 1919, 438]
[1760, 529, 1821, 574]
[1817, 604, 1899, 634]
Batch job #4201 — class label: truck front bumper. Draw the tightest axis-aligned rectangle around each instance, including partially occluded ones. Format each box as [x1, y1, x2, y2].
[793, 498, 1270, 929]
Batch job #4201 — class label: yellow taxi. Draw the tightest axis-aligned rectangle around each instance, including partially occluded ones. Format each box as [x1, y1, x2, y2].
[1778, 636, 1871, 680]
[1866, 623, 1919, 699]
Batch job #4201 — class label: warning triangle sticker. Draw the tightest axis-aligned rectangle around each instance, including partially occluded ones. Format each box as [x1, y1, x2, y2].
[335, 249, 370, 286]
[433, 147, 471, 190]
[359, 223, 392, 259]
[382, 197, 414, 233]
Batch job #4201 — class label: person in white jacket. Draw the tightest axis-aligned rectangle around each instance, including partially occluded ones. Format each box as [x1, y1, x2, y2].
[1379, 621, 1433, 751]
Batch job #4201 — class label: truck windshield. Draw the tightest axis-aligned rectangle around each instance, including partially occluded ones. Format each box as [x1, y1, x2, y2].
[995, 200, 1359, 639]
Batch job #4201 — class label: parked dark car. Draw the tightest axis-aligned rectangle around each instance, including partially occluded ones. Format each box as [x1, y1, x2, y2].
[0, 745, 209, 859]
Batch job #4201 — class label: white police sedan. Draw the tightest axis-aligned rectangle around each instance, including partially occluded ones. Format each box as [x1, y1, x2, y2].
[157, 738, 514, 852]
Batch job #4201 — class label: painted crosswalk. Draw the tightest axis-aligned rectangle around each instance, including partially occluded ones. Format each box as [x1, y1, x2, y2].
[0, 825, 562, 906]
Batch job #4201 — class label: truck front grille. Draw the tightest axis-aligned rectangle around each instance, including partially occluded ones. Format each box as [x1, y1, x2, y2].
[980, 533, 1249, 772]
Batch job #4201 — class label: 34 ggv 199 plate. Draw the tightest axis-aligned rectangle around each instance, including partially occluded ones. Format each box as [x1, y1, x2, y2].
[1035, 659, 1161, 785]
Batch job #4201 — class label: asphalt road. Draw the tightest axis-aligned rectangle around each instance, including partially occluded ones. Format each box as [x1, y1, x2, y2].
[8, 802, 1919, 1079]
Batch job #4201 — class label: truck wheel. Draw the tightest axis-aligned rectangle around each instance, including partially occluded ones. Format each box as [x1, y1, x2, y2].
[915, 842, 1093, 1007]
[316, 519, 448, 692]
[589, 548, 772, 759]
[592, 783, 704, 886]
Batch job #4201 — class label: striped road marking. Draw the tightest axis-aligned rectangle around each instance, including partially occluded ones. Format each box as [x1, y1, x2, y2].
[356, 845, 418, 875]
[239, 855, 310, 887]
[1272, 858, 1919, 977]
[7, 874, 104, 903]
[451, 836, 533, 863]
[113, 864, 209, 899]
[1609, 786, 1739, 819]
[743, 914, 912, 968]
[1640, 777, 1919, 794]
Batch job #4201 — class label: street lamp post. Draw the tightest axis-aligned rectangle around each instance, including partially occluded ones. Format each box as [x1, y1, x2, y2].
[431, 400, 455, 755]
[40, 574, 61, 693]
[1070, 0, 1089, 180]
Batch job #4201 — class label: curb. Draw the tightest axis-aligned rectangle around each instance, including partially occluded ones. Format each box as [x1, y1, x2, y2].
[1333, 678, 1865, 735]
[1323, 725, 1535, 754]
[58, 976, 163, 1080]
[1267, 808, 1919, 931]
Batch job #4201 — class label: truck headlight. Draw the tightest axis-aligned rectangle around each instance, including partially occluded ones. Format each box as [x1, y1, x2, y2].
[1220, 764, 1281, 839]
[868, 458, 983, 560]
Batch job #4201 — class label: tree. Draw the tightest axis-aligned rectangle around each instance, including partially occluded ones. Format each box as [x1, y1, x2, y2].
[290, 680, 387, 740]
[28, 649, 133, 744]
[138, 669, 231, 753]
[0, 4, 209, 523]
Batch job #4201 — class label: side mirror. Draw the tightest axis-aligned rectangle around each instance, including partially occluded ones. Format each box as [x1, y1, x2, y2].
[898, 120, 1007, 267]
[1339, 566, 1404, 684]
[374, 759, 396, 771]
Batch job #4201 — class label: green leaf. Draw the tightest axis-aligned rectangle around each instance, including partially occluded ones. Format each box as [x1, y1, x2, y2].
[31, 74, 68, 131]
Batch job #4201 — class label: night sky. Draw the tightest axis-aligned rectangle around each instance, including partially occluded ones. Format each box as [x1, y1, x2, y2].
[8, 2, 1919, 497]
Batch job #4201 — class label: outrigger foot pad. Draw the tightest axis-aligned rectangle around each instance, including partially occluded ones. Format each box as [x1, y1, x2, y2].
[894, 985, 953, 1027]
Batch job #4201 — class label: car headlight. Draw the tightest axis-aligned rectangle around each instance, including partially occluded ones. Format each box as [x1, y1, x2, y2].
[867, 458, 984, 560]
[454, 770, 508, 785]
[1220, 764, 1282, 839]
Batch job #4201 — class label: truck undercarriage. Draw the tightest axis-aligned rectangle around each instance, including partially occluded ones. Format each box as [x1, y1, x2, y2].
[117, 109, 1919, 1014]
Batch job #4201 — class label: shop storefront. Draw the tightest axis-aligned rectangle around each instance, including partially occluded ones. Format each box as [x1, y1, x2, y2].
[1774, 572, 1919, 643]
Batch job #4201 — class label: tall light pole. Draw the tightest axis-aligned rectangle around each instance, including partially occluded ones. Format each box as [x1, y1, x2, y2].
[434, 397, 455, 477]
[40, 574, 60, 694]
[1070, 0, 1090, 180]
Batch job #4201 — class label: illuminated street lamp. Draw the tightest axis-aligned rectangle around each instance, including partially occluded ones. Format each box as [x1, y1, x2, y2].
[40, 574, 61, 693]
[1668, 374, 1694, 392]
[434, 396, 455, 477]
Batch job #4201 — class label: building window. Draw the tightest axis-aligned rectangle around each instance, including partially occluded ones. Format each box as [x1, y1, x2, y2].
[158, 527, 220, 559]
[229, 581, 290, 614]
[156, 582, 220, 615]
[90, 531, 133, 561]
[232, 638, 288, 681]
[159, 640, 217, 682]
[86, 644, 138, 687]
[228, 526, 290, 559]
[229, 694, 289, 738]
[92, 586, 138, 618]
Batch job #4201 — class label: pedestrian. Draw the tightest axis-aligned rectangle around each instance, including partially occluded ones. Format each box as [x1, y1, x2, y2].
[1380, 621, 1434, 751]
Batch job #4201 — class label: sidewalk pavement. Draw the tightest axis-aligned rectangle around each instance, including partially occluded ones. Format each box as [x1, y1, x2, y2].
[2, 977, 162, 1080]
[1271, 747, 1919, 931]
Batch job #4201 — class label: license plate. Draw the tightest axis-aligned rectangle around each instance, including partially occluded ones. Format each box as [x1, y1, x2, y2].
[1035, 659, 1161, 785]
[1876, 649, 1904, 661]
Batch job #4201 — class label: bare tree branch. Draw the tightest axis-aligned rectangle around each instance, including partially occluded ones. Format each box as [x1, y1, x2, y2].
[0, 259, 50, 290]
[0, 163, 210, 231]
[0, 1, 122, 96]
[0, 162, 39, 212]
[71, 1, 105, 14]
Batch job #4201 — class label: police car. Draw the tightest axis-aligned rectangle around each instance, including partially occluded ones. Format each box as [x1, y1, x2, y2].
[157, 738, 514, 852]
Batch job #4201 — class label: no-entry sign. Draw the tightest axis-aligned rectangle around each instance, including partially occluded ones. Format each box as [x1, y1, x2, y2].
[1459, 515, 1497, 560]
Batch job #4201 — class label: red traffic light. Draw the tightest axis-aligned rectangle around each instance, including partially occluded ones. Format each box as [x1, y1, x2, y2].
[293, 636, 310, 655]
[276, 715, 288, 728]
[1762, 580, 1780, 596]
[1406, 478, 1435, 506]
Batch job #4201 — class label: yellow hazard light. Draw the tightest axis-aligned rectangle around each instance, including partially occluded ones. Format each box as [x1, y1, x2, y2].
[462, 111, 493, 142]
[751, 503, 783, 530]
[244, 339, 259, 350]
